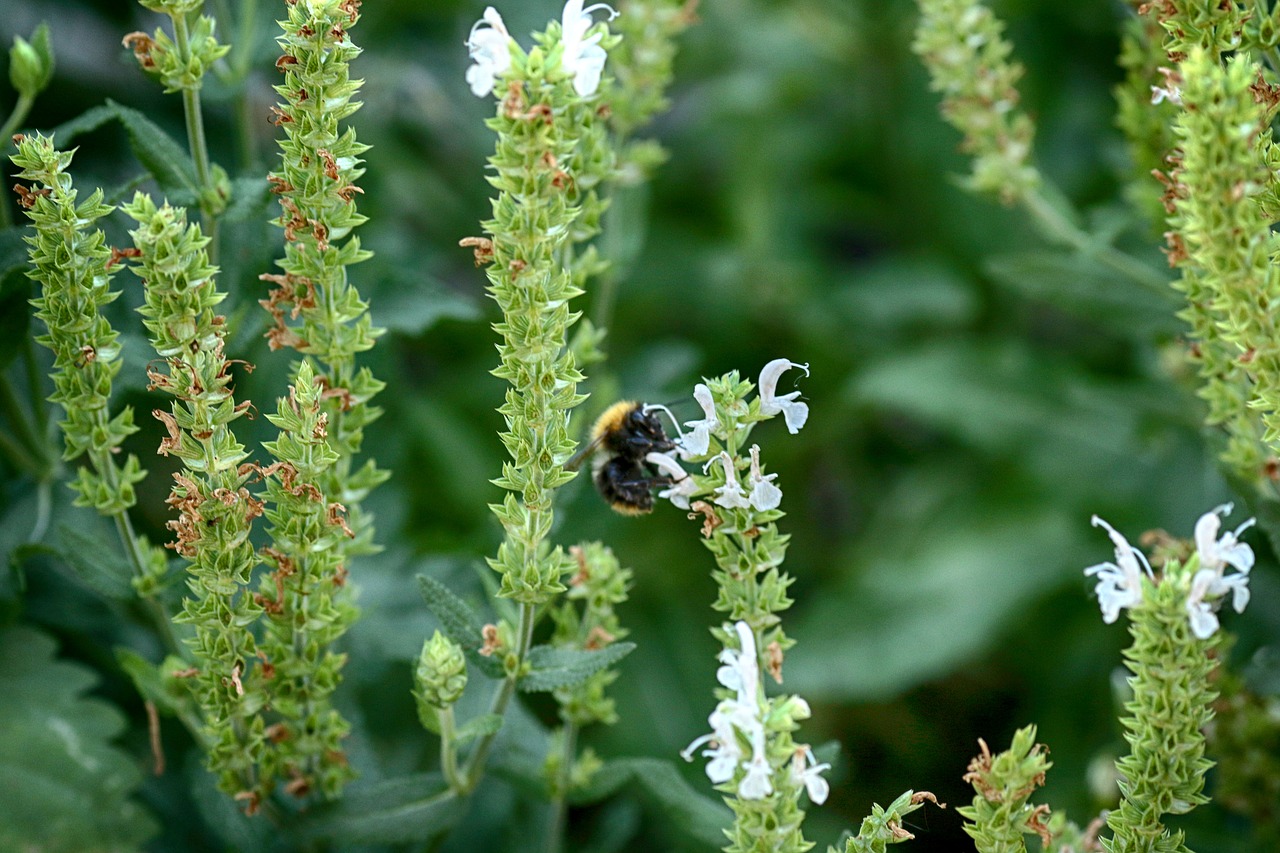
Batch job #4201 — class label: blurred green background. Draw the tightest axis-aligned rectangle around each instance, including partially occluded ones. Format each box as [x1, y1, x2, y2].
[1, 0, 1277, 850]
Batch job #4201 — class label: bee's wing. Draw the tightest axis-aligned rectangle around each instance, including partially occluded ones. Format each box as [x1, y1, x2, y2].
[563, 430, 608, 472]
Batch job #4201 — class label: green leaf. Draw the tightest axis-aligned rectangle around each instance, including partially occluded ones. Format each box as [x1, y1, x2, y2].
[47, 100, 198, 198]
[417, 574, 505, 679]
[985, 251, 1178, 337]
[573, 758, 730, 848]
[0, 626, 157, 852]
[221, 175, 271, 223]
[297, 773, 460, 844]
[519, 642, 636, 693]
[371, 270, 480, 336]
[52, 522, 135, 600]
[455, 712, 503, 744]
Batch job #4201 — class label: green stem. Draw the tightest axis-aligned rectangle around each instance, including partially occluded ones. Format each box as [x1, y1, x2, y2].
[170, 10, 220, 263]
[459, 601, 536, 794]
[438, 706, 465, 792]
[545, 720, 579, 853]
[0, 427, 41, 477]
[1020, 187, 1169, 294]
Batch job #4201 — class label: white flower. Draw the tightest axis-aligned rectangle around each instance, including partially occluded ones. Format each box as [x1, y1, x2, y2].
[791, 746, 831, 805]
[707, 452, 751, 509]
[465, 7, 512, 98]
[1084, 515, 1152, 624]
[682, 707, 743, 783]
[560, 0, 617, 97]
[1194, 503, 1255, 575]
[679, 383, 718, 458]
[747, 444, 781, 511]
[738, 729, 773, 800]
[758, 359, 810, 434]
[1184, 504, 1254, 638]
[645, 451, 698, 510]
[716, 621, 761, 705]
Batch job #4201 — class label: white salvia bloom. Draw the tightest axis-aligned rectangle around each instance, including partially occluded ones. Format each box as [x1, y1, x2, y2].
[646, 451, 698, 510]
[716, 621, 761, 705]
[1084, 515, 1152, 624]
[560, 0, 618, 97]
[747, 444, 781, 511]
[1194, 503, 1255, 575]
[791, 746, 831, 806]
[1186, 569, 1221, 640]
[708, 452, 751, 509]
[679, 383, 718, 458]
[738, 730, 774, 800]
[682, 708, 743, 783]
[465, 7, 512, 97]
[758, 359, 810, 434]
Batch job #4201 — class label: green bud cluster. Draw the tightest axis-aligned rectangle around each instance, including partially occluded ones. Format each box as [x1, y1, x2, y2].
[1165, 49, 1280, 485]
[549, 542, 631, 728]
[124, 193, 270, 809]
[911, 0, 1039, 204]
[1144, 0, 1247, 61]
[414, 630, 468, 714]
[9, 23, 54, 101]
[14, 135, 146, 515]
[127, 9, 229, 95]
[605, 0, 695, 167]
[480, 26, 614, 604]
[1106, 559, 1218, 853]
[257, 359, 358, 799]
[265, 0, 385, 557]
[957, 725, 1053, 853]
[1114, 9, 1178, 223]
[832, 791, 940, 853]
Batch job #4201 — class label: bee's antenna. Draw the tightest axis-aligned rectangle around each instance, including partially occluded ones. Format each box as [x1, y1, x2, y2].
[642, 402, 686, 442]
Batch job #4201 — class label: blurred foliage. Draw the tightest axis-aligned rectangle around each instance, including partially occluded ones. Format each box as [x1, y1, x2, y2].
[0, 0, 1277, 850]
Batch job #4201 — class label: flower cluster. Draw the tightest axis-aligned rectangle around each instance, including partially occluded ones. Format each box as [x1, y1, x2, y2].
[466, 1, 617, 99]
[1086, 505, 1252, 638]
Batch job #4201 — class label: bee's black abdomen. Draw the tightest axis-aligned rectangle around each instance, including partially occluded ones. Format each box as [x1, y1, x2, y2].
[594, 455, 656, 515]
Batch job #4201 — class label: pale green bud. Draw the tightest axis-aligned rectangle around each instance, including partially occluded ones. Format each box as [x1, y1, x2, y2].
[415, 631, 468, 709]
[9, 24, 54, 99]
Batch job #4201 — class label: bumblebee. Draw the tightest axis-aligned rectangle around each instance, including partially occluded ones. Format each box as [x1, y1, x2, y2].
[573, 400, 680, 515]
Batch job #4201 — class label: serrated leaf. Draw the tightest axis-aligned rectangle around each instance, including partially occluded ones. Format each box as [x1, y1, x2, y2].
[519, 642, 636, 693]
[455, 712, 503, 744]
[297, 773, 460, 844]
[47, 101, 198, 198]
[417, 574, 505, 679]
[0, 626, 157, 852]
[572, 758, 729, 848]
[53, 522, 135, 600]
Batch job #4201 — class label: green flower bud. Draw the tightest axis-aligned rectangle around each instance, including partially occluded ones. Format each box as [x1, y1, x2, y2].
[9, 25, 54, 99]
[415, 631, 468, 710]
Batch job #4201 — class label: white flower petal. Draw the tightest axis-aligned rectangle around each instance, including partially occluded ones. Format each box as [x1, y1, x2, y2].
[758, 359, 810, 434]
[465, 7, 512, 97]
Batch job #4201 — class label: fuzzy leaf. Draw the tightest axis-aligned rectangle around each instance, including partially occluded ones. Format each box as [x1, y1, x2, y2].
[572, 757, 730, 847]
[455, 712, 503, 744]
[519, 643, 636, 693]
[417, 574, 505, 679]
[297, 773, 459, 844]
[51, 522, 134, 600]
[48, 100, 197, 198]
[0, 626, 157, 852]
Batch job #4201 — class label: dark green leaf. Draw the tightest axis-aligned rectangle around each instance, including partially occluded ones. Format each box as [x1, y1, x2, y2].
[573, 758, 729, 848]
[0, 626, 157, 852]
[47, 101, 198, 197]
[417, 574, 505, 679]
[222, 175, 271, 223]
[52, 522, 135, 600]
[519, 642, 636, 693]
[297, 773, 460, 844]
[0, 262, 31, 370]
[371, 271, 480, 336]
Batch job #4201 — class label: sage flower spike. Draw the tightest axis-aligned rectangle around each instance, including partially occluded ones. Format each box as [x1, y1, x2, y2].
[758, 358, 810, 433]
[1084, 515, 1151, 624]
[560, 0, 618, 96]
[466, 6, 512, 97]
